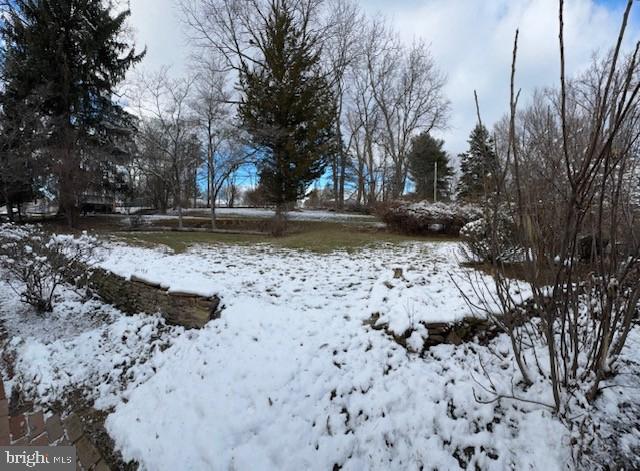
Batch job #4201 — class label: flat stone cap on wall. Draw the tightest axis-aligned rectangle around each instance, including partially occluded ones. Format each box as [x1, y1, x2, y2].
[87, 268, 221, 329]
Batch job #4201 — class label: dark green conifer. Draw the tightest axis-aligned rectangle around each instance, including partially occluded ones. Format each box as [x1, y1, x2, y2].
[456, 124, 499, 202]
[407, 132, 453, 201]
[239, 0, 335, 216]
[0, 0, 144, 226]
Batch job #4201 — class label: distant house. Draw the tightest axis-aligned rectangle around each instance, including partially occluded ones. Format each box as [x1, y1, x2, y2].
[80, 193, 116, 214]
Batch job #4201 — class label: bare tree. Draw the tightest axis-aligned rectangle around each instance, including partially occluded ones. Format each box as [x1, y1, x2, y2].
[132, 69, 200, 229]
[363, 20, 449, 200]
[180, 0, 325, 74]
[191, 54, 237, 228]
[346, 59, 381, 208]
[322, 0, 364, 209]
[134, 121, 173, 213]
[180, 0, 449, 208]
[465, 0, 640, 432]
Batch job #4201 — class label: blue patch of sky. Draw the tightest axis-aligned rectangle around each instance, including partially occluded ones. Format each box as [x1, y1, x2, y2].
[595, 0, 640, 23]
[202, 0, 639, 195]
[196, 153, 336, 192]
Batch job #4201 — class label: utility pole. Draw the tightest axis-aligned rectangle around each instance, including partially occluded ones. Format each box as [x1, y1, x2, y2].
[433, 161, 438, 203]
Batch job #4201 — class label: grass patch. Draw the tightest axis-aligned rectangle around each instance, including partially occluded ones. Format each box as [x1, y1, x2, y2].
[34, 214, 456, 253]
[465, 260, 593, 285]
[111, 222, 455, 253]
[182, 209, 377, 222]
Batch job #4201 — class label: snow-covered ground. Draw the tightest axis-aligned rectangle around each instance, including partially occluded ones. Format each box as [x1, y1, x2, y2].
[98, 241, 513, 333]
[158, 207, 378, 223]
[0, 239, 637, 470]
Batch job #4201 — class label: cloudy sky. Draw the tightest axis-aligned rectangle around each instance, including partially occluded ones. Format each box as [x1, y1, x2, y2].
[127, 0, 640, 155]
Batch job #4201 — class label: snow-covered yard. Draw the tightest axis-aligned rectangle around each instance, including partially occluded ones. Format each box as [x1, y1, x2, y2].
[134, 207, 380, 224]
[192, 207, 378, 222]
[0, 239, 638, 470]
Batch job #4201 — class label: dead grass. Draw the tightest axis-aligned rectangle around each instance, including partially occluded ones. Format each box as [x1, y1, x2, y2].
[112, 222, 455, 253]
[32, 214, 457, 253]
[465, 260, 594, 285]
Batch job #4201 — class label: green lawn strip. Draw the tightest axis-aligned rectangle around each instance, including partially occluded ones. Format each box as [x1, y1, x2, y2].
[111, 224, 456, 253]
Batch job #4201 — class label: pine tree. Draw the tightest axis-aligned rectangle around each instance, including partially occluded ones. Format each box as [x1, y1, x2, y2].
[0, 0, 144, 226]
[407, 132, 453, 201]
[238, 0, 335, 218]
[456, 124, 500, 202]
[0, 94, 38, 220]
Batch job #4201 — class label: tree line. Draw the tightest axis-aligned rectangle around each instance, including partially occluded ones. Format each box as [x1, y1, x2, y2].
[0, 0, 516, 229]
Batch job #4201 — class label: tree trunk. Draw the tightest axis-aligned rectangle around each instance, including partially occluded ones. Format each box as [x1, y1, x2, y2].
[336, 121, 346, 210]
[366, 137, 376, 208]
[391, 166, 404, 200]
[338, 149, 346, 210]
[66, 205, 79, 228]
[160, 194, 168, 214]
[211, 201, 217, 230]
[272, 202, 288, 236]
[59, 176, 79, 228]
[229, 185, 236, 207]
[209, 154, 216, 229]
[331, 156, 339, 209]
[59, 128, 81, 228]
[206, 164, 211, 208]
[193, 175, 197, 209]
[357, 158, 365, 207]
[176, 187, 184, 229]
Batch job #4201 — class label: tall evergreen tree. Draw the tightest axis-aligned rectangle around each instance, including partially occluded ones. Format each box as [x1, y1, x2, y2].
[456, 124, 500, 202]
[0, 0, 144, 226]
[0, 94, 38, 220]
[238, 0, 335, 219]
[407, 132, 453, 201]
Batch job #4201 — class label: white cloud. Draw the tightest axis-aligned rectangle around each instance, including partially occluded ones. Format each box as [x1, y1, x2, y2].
[369, 0, 638, 154]
[127, 0, 639, 154]
[128, 0, 191, 76]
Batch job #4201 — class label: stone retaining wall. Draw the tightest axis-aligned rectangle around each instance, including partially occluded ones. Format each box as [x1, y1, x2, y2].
[85, 268, 220, 329]
[365, 313, 500, 353]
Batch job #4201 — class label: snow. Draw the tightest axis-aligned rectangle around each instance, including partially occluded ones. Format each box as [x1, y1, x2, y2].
[0, 283, 184, 409]
[97, 241, 512, 329]
[387, 202, 483, 224]
[104, 303, 569, 470]
[155, 207, 378, 223]
[0, 235, 637, 470]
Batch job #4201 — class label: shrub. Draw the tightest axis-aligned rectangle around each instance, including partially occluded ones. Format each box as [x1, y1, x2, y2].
[459, 210, 521, 263]
[242, 186, 268, 207]
[380, 201, 482, 235]
[0, 224, 98, 312]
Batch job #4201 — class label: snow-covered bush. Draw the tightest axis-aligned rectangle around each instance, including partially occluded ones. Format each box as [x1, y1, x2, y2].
[459, 209, 521, 263]
[380, 201, 482, 235]
[0, 223, 98, 312]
